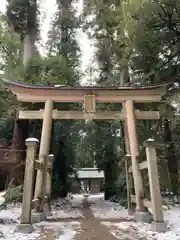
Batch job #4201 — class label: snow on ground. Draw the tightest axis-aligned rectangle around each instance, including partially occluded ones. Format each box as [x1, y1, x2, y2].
[87, 193, 104, 203]
[90, 193, 133, 220]
[0, 203, 21, 224]
[103, 221, 153, 239]
[0, 221, 80, 240]
[88, 193, 180, 239]
[0, 191, 6, 206]
[0, 203, 39, 240]
[0, 195, 82, 240]
[0, 224, 40, 240]
[1, 193, 180, 240]
[49, 194, 83, 219]
[102, 206, 180, 240]
[37, 221, 80, 240]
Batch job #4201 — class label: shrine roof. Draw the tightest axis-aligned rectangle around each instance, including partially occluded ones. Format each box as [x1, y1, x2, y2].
[71, 168, 104, 179]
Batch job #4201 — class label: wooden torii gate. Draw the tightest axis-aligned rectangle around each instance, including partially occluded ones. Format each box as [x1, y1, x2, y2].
[1, 78, 167, 232]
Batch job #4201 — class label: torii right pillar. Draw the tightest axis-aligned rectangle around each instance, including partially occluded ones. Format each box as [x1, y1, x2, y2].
[33, 100, 54, 222]
[124, 100, 152, 222]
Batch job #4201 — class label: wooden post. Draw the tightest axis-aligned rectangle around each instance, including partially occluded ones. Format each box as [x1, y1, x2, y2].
[21, 138, 39, 224]
[124, 154, 133, 214]
[124, 120, 130, 154]
[124, 100, 145, 211]
[34, 100, 54, 199]
[46, 154, 54, 198]
[39, 154, 48, 211]
[144, 139, 166, 232]
[122, 103, 130, 155]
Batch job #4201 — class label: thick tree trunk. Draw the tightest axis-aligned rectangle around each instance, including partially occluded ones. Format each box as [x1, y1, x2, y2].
[104, 141, 117, 200]
[11, 119, 28, 149]
[9, 119, 29, 185]
[104, 159, 117, 200]
[52, 139, 68, 197]
[120, 65, 130, 86]
[164, 118, 179, 196]
[9, 33, 36, 185]
[104, 163, 114, 200]
[22, 35, 36, 66]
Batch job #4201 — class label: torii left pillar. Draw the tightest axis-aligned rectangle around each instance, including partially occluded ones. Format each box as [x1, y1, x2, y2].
[125, 100, 152, 223]
[34, 100, 54, 216]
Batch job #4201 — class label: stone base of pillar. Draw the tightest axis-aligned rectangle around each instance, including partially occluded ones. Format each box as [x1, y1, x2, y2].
[43, 202, 51, 217]
[134, 210, 153, 223]
[128, 208, 134, 215]
[151, 221, 166, 233]
[16, 224, 33, 233]
[31, 212, 46, 223]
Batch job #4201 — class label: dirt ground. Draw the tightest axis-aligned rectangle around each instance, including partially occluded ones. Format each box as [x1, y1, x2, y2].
[38, 199, 146, 240]
[74, 200, 146, 240]
[75, 200, 117, 240]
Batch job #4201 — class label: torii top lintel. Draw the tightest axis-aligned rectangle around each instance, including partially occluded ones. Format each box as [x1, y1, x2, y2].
[1, 78, 167, 103]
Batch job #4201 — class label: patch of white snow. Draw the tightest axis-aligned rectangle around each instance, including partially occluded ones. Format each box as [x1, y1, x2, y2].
[87, 193, 104, 203]
[0, 191, 6, 197]
[0, 224, 41, 240]
[49, 195, 83, 220]
[0, 191, 6, 206]
[37, 221, 80, 240]
[0, 199, 81, 239]
[102, 206, 180, 240]
[57, 229, 77, 240]
[90, 197, 132, 219]
[0, 203, 21, 224]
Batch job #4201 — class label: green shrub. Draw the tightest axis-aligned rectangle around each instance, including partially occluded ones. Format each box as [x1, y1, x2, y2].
[4, 185, 23, 203]
[101, 181, 127, 204]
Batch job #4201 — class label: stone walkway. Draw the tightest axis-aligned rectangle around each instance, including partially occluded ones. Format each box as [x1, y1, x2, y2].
[32, 199, 147, 240]
[75, 200, 117, 240]
[74, 200, 146, 240]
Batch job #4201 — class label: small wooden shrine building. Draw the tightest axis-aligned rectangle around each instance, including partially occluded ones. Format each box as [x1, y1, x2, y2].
[71, 168, 104, 194]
